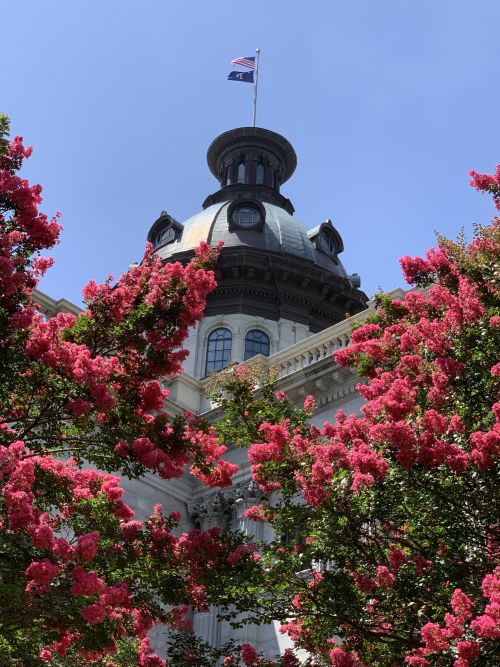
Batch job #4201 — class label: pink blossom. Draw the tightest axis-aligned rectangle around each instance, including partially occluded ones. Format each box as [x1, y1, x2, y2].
[420, 622, 449, 652]
[166, 606, 192, 631]
[70, 567, 105, 596]
[456, 641, 479, 661]
[240, 643, 259, 666]
[121, 520, 143, 541]
[400, 255, 433, 284]
[450, 589, 474, 619]
[66, 397, 92, 417]
[243, 504, 267, 521]
[138, 381, 168, 413]
[444, 612, 464, 639]
[375, 565, 396, 589]
[469, 163, 500, 209]
[76, 531, 99, 562]
[227, 543, 253, 564]
[51, 629, 74, 657]
[329, 646, 359, 666]
[24, 558, 60, 587]
[303, 395, 316, 411]
[405, 648, 429, 666]
[30, 523, 54, 550]
[388, 547, 406, 571]
[81, 603, 106, 624]
[138, 637, 167, 667]
[470, 613, 499, 639]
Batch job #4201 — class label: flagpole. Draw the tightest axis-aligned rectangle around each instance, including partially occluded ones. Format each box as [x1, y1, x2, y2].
[252, 48, 260, 127]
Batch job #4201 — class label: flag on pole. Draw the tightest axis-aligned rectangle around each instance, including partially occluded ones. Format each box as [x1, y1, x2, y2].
[230, 56, 256, 69]
[228, 70, 254, 83]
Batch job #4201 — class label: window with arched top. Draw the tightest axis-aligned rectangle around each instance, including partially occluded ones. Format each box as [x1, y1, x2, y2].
[319, 232, 336, 255]
[205, 328, 232, 374]
[237, 161, 246, 184]
[256, 162, 265, 185]
[244, 329, 270, 360]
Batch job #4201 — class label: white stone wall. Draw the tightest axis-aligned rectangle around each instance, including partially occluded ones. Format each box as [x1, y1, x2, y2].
[181, 314, 312, 379]
[310, 393, 365, 426]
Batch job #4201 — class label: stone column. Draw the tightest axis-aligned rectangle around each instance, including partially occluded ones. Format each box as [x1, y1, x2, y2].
[232, 480, 266, 538]
[188, 491, 234, 648]
[188, 483, 268, 649]
[230, 481, 267, 648]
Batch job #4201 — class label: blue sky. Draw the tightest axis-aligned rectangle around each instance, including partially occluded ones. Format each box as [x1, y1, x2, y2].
[3, 0, 499, 305]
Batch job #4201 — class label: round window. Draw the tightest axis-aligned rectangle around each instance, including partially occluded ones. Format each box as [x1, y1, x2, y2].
[231, 206, 261, 228]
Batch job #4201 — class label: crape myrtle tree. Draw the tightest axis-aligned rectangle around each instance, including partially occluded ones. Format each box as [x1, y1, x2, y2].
[0, 115, 270, 667]
[206, 166, 500, 666]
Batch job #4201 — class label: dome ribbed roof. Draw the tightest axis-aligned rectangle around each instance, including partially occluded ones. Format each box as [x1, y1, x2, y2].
[154, 201, 349, 279]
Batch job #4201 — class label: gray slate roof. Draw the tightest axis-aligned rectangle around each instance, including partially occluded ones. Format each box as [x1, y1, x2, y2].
[155, 201, 348, 279]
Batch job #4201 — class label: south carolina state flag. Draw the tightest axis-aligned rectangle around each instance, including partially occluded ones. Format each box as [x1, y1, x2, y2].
[228, 70, 254, 83]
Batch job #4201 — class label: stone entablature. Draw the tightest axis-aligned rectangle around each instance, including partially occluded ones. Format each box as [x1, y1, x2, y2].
[33, 289, 82, 319]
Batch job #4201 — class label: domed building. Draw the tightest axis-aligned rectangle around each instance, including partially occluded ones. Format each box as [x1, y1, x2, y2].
[146, 127, 368, 379]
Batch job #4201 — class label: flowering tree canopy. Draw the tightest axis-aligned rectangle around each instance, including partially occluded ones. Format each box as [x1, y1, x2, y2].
[206, 166, 500, 666]
[0, 115, 255, 666]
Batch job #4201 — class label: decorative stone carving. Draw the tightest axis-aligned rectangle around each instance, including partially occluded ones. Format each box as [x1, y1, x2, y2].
[187, 481, 267, 531]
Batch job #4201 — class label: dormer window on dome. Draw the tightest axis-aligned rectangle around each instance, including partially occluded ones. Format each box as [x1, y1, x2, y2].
[308, 219, 344, 263]
[147, 212, 183, 250]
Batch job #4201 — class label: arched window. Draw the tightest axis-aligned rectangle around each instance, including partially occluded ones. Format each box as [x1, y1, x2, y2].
[153, 223, 176, 248]
[237, 161, 246, 184]
[226, 168, 232, 185]
[319, 232, 336, 255]
[205, 328, 232, 374]
[256, 162, 265, 185]
[244, 329, 270, 360]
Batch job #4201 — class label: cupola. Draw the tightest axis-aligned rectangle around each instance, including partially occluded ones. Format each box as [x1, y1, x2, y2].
[147, 126, 368, 335]
[203, 127, 297, 214]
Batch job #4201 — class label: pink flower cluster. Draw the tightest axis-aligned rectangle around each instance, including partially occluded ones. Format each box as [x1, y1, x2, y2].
[406, 569, 500, 666]
[331, 247, 499, 476]
[329, 646, 360, 667]
[469, 163, 500, 210]
[1, 134, 229, 487]
[185, 423, 238, 487]
[0, 124, 244, 665]
[237, 172, 500, 665]
[248, 414, 389, 504]
[0, 133, 61, 316]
